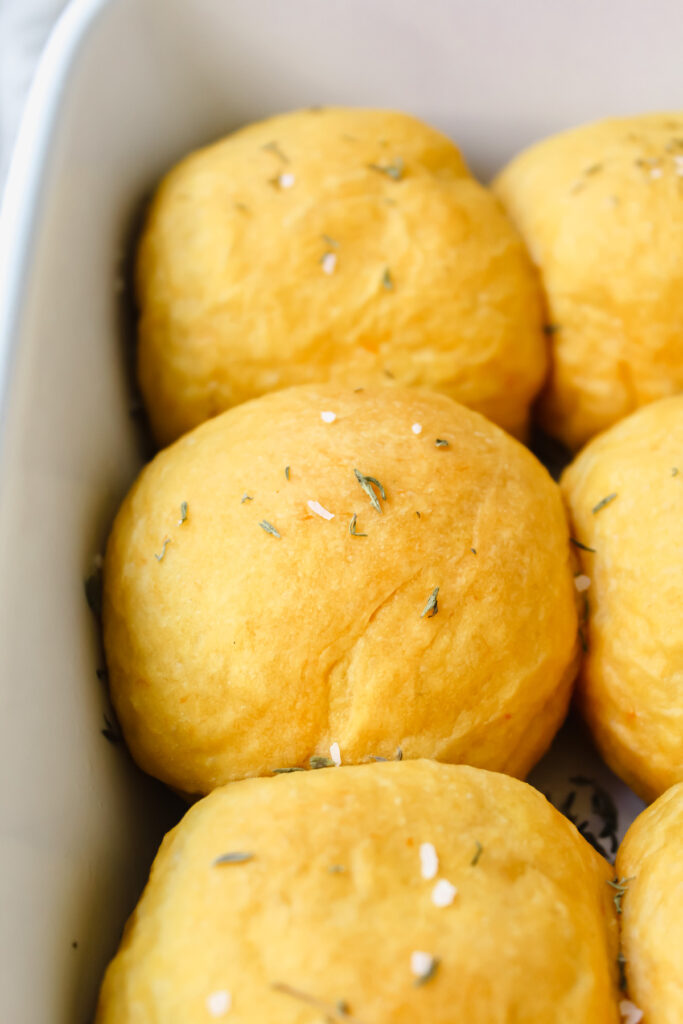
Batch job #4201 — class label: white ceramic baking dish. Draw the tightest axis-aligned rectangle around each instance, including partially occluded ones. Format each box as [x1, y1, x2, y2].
[1, 0, 679, 1019]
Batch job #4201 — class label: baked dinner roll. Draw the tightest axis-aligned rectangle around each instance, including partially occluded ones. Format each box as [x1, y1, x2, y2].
[494, 112, 683, 450]
[616, 782, 683, 1024]
[136, 107, 546, 445]
[103, 385, 579, 796]
[561, 396, 683, 801]
[96, 760, 620, 1023]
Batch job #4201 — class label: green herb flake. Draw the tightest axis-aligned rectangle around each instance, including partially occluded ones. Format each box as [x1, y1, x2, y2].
[285, 466, 290, 481]
[382, 267, 394, 290]
[322, 234, 339, 248]
[471, 840, 484, 866]
[259, 520, 281, 538]
[178, 501, 188, 525]
[570, 537, 596, 553]
[271, 983, 364, 1024]
[262, 140, 289, 163]
[328, 864, 346, 874]
[310, 755, 334, 769]
[84, 568, 103, 618]
[672, 467, 679, 477]
[396, 747, 403, 760]
[414, 956, 440, 987]
[241, 493, 253, 503]
[353, 469, 386, 513]
[349, 513, 368, 538]
[213, 851, 254, 866]
[154, 537, 171, 561]
[368, 157, 404, 180]
[592, 492, 617, 515]
[471, 547, 477, 554]
[101, 713, 122, 745]
[607, 876, 635, 914]
[421, 586, 439, 619]
[272, 766, 305, 774]
[435, 438, 449, 447]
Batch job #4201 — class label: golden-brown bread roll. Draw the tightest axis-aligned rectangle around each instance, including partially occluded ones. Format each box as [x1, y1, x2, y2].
[494, 112, 683, 450]
[615, 782, 683, 1024]
[561, 396, 683, 801]
[96, 760, 620, 1023]
[136, 107, 546, 445]
[103, 385, 578, 796]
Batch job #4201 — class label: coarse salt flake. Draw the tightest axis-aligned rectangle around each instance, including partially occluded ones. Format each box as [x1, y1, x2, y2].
[320, 411, 337, 423]
[411, 951, 436, 979]
[307, 500, 334, 521]
[278, 172, 295, 188]
[419, 842, 439, 880]
[574, 574, 591, 592]
[321, 252, 337, 275]
[431, 878, 457, 907]
[330, 741, 342, 766]
[412, 423, 423, 435]
[206, 990, 231, 1017]
[650, 167, 663, 179]
[619, 999, 644, 1024]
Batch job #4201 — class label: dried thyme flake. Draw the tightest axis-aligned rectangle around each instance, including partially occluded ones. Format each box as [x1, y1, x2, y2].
[607, 876, 635, 914]
[154, 537, 171, 561]
[471, 840, 484, 866]
[349, 513, 368, 537]
[178, 501, 188, 525]
[672, 467, 679, 477]
[101, 713, 122, 745]
[353, 469, 386, 513]
[213, 851, 254, 866]
[272, 766, 305, 774]
[413, 956, 440, 987]
[368, 157, 404, 180]
[84, 569, 103, 617]
[310, 755, 334, 769]
[285, 466, 290, 480]
[471, 547, 477, 554]
[328, 864, 346, 874]
[241, 493, 254, 503]
[382, 267, 394, 290]
[271, 983, 365, 1024]
[435, 438, 449, 447]
[570, 537, 596, 553]
[421, 586, 439, 619]
[592, 492, 617, 515]
[259, 520, 281, 538]
[322, 234, 339, 248]
[261, 140, 289, 163]
[395, 747, 403, 761]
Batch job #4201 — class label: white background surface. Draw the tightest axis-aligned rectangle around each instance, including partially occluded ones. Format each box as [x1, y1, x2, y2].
[0, 0, 68, 183]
